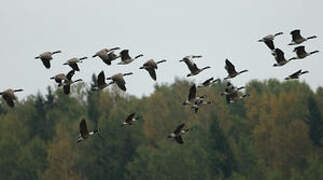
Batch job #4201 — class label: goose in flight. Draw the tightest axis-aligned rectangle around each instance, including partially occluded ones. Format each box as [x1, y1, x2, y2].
[289, 30, 317, 45]
[76, 119, 101, 143]
[50, 70, 76, 87]
[0, 88, 23, 108]
[121, 113, 141, 126]
[62, 70, 83, 95]
[191, 98, 212, 113]
[35, 50, 62, 69]
[93, 47, 121, 65]
[272, 48, 293, 67]
[179, 56, 210, 77]
[289, 46, 319, 60]
[285, 69, 309, 80]
[168, 123, 190, 144]
[224, 59, 248, 80]
[197, 77, 220, 88]
[139, 59, 167, 81]
[118, 49, 143, 65]
[258, 32, 283, 51]
[106, 72, 134, 91]
[220, 82, 245, 96]
[63, 56, 88, 71]
[91, 71, 110, 91]
[183, 84, 206, 106]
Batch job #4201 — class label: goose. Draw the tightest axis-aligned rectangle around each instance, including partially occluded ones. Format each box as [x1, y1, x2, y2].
[118, 49, 143, 65]
[92, 47, 121, 65]
[179, 56, 210, 77]
[121, 113, 141, 126]
[197, 77, 220, 88]
[92, 71, 109, 91]
[139, 59, 167, 81]
[183, 84, 206, 106]
[62, 70, 83, 95]
[289, 30, 317, 45]
[76, 118, 101, 143]
[63, 56, 88, 71]
[106, 72, 134, 91]
[191, 99, 212, 113]
[224, 59, 248, 80]
[258, 32, 283, 51]
[285, 69, 309, 80]
[0, 89, 23, 108]
[289, 46, 319, 60]
[35, 50, 62, 69]
[272, 48, 293, 67]
[50, 70, 75, 87]
[220, 82, 245, 96]
[225, 92, 249, 104]
[168, 123, 190, 144]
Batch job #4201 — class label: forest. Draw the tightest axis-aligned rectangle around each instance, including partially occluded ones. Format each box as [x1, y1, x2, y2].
[0, 77, 322, 180]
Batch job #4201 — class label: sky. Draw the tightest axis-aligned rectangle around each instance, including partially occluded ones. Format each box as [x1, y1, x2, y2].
[0, 0, 322, 99]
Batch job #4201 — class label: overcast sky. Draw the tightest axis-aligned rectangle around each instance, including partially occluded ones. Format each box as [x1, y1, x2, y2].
[0, 0, 322, 99]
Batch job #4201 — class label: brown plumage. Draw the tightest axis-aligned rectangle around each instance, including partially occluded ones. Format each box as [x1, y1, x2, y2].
[139, 59, 167, 81]
[35, 50, 62, 69]
[106, 72, 134, 91]
[0, 89, 23, 107]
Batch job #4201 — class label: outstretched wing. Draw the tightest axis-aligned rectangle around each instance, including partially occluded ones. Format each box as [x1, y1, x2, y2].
[120, 49, 131, 61]
[97, 71, 106, 87]
[69, 63, 80, 71]
[274, 48, 285, 63]
[291, 29, 302, 41]
[188, 84, 196, 101]
[125, 113, 136, 123]
[80, 119, 89, 137]
[225, 59, 237, 75]
[41, 59, 51, 69]
[66, 70, 75, 81]
[147, 69, 157, 81]
[116, 79, 127, 91]
[202, 78, 214, 86]
[264, 39, 275, 50]
[289, 69, 302, 79]
[175, 135, 184, 144]
[3, 95, 14, 107]
[63, 85, 71, 95]
[174, 123, 185, 134]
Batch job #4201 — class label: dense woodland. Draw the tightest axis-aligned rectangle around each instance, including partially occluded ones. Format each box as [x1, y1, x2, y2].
[0, 77, 322, 180]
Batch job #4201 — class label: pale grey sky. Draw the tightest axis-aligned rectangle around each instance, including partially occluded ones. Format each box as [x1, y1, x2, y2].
[0, 0, 322, 98]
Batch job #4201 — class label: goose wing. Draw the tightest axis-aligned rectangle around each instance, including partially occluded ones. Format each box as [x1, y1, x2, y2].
[115, 77, 127, 91]
[97, 71, 106, 87]
[69, 63, 80, 71]
[147, 69, 157, 81]
[183, 59, 197, 72]
[264, 39, 275, 50]
[120, 49, 131, 61]
[3, 94, 14, 107]
[291, 30, 303, 41]
[289, 69, 302, 79]
[175, 135, 184, 144]
[41, 59, 51, 69]
[225, 59, 237, 75]
[66, 70, 75, 81]
[174, 123, 185, 134]
[188, 84, 196, 101]
[125, 113, 136, 123]
[80, 119, 89, 137]
[295, 46, 306, 57]
[202, 78, 214, 86]
[63, 85, 71, 95]
[274, 48, 285, 63]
